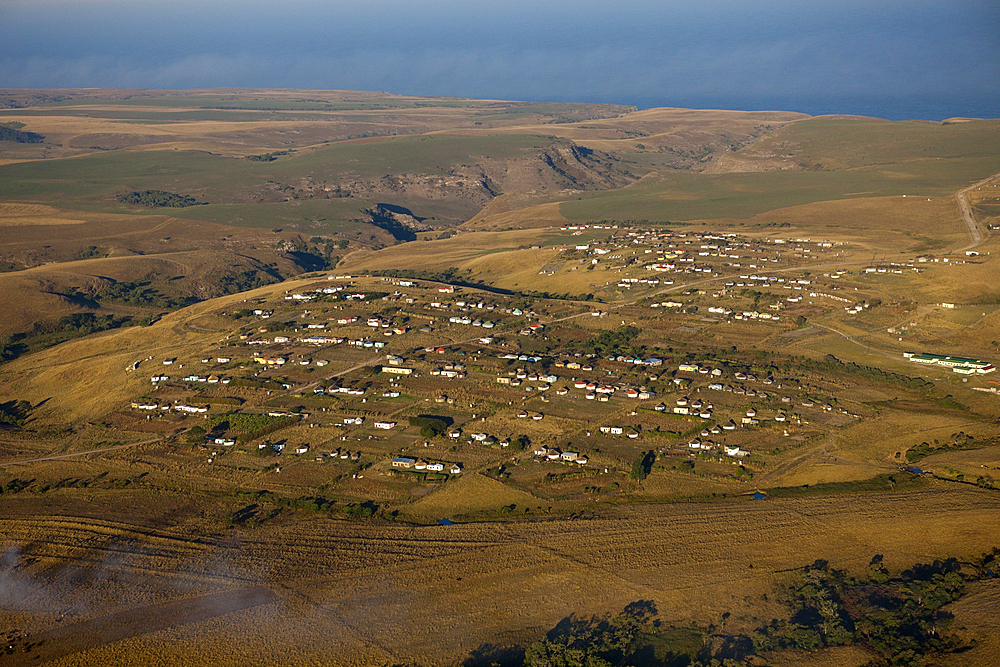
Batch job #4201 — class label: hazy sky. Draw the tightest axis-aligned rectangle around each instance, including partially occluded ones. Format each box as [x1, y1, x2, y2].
[1, 0, 997, 118]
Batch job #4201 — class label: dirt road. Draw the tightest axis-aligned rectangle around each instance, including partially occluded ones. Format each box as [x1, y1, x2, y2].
[956, 171, 1000, 252]
[0, 436, 166, 468]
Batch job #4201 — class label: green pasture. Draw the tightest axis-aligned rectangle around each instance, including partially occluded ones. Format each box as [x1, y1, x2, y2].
[39, 95, 481, 111]
[167, 200, 369, 231]
[272, 134, 553, 179]
[755, 117, 1000, 169]
[0, 134, 553, 208]
[0, 107, 296, 122]
[560, 156, 1000, 223]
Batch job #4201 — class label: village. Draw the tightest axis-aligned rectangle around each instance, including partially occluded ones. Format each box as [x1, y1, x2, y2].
[109, 222, 998, 509]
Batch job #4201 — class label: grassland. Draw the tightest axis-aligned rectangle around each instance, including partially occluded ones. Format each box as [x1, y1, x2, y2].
[3, 487, 999, 666]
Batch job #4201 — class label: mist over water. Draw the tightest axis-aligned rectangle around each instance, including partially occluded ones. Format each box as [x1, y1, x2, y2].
[0, 0, 998, 120]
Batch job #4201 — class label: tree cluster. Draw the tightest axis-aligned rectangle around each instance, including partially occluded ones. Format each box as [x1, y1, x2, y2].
[116, 190, 204, 208]
[0, 125, 44, 143]
[408, 414, 453, 437]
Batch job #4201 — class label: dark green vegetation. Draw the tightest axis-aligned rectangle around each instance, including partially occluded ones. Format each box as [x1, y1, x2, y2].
[0, 399, 32, 427]
[0, 312, 141, 363]
[630, 450, 656, 481]
[225, 490, 380, 527]
[0, 473, 149, 495]
[751, 555, 983, 665]
[0, 123, 44, 143]
[204, 412, 300, 442]
[764, 473, 929, 499]
[245, 151, 289, 162]
[409, 415, 454, 438]
[803, 355, 934, 390]
[905, 431, 997, 469]
[584, 325, 642, 358]
[96, 280, 190, 308]
[116, 190, 204, 208]
[505, 550, 999, 667]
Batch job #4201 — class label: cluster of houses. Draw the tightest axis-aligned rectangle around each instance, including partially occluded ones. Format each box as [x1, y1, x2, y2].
[312, 385, 367, 396]
[417, 297, 529, 323]
[605, 356, 664, 366]
[497, 369, 558, 387]
[498, 353, 545, 363]
[664, 396, 714, 418]
[311, 448, 361, 461]
[346, 339, 387, 348]
[254, 355, 287, 366]
[431, 363, 467, 379]
[528, 231, 746, 278]
[687, 438, 749, 458]
[532, 446, 589, 465]
[599, 425, 640, 438]
[447, 315, 496, 329]
[904, 352, 996, 375]
[615, 277, 662, 288]
[182, 374, 232, 384]
[391, 457, 462, 474]
[130, 400, 208, 414]
[285, 283, 347, 300]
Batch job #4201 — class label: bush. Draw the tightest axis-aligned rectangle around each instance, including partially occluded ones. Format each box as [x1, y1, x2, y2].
[344, 501, 378, 518]
[0, 399, 32, 427]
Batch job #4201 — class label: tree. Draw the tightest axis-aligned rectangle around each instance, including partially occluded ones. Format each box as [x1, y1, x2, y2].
[868, 554, 890, 583]
[630, 450, 655, 481]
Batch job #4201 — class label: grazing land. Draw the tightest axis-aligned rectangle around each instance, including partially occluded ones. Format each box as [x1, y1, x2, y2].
[1, 89, 999, 666]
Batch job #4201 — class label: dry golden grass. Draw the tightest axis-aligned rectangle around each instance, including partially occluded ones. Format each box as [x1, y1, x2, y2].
[402, 472, 542, 519]
[477, 107, 808, 154]
[0, 249, 244, 336]
[3, 484, 999, 666]
[0, 275, 314, 425]
[41, 603, 396, 667]
[938, 580, 1000, 667]
[636, 469, 745, 497]
[0, 203, 85, 226]
[466, 199, 568, 229]
[763, 646, 875, 667]
[342, 228, 553, 273]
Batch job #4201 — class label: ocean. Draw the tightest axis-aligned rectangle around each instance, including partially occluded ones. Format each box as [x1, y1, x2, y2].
[1, 0, 997, 121]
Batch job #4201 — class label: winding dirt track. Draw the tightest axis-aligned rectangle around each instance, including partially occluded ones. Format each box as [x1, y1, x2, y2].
[0, 437, 165, 468]
[956, 170, 1000, 252]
